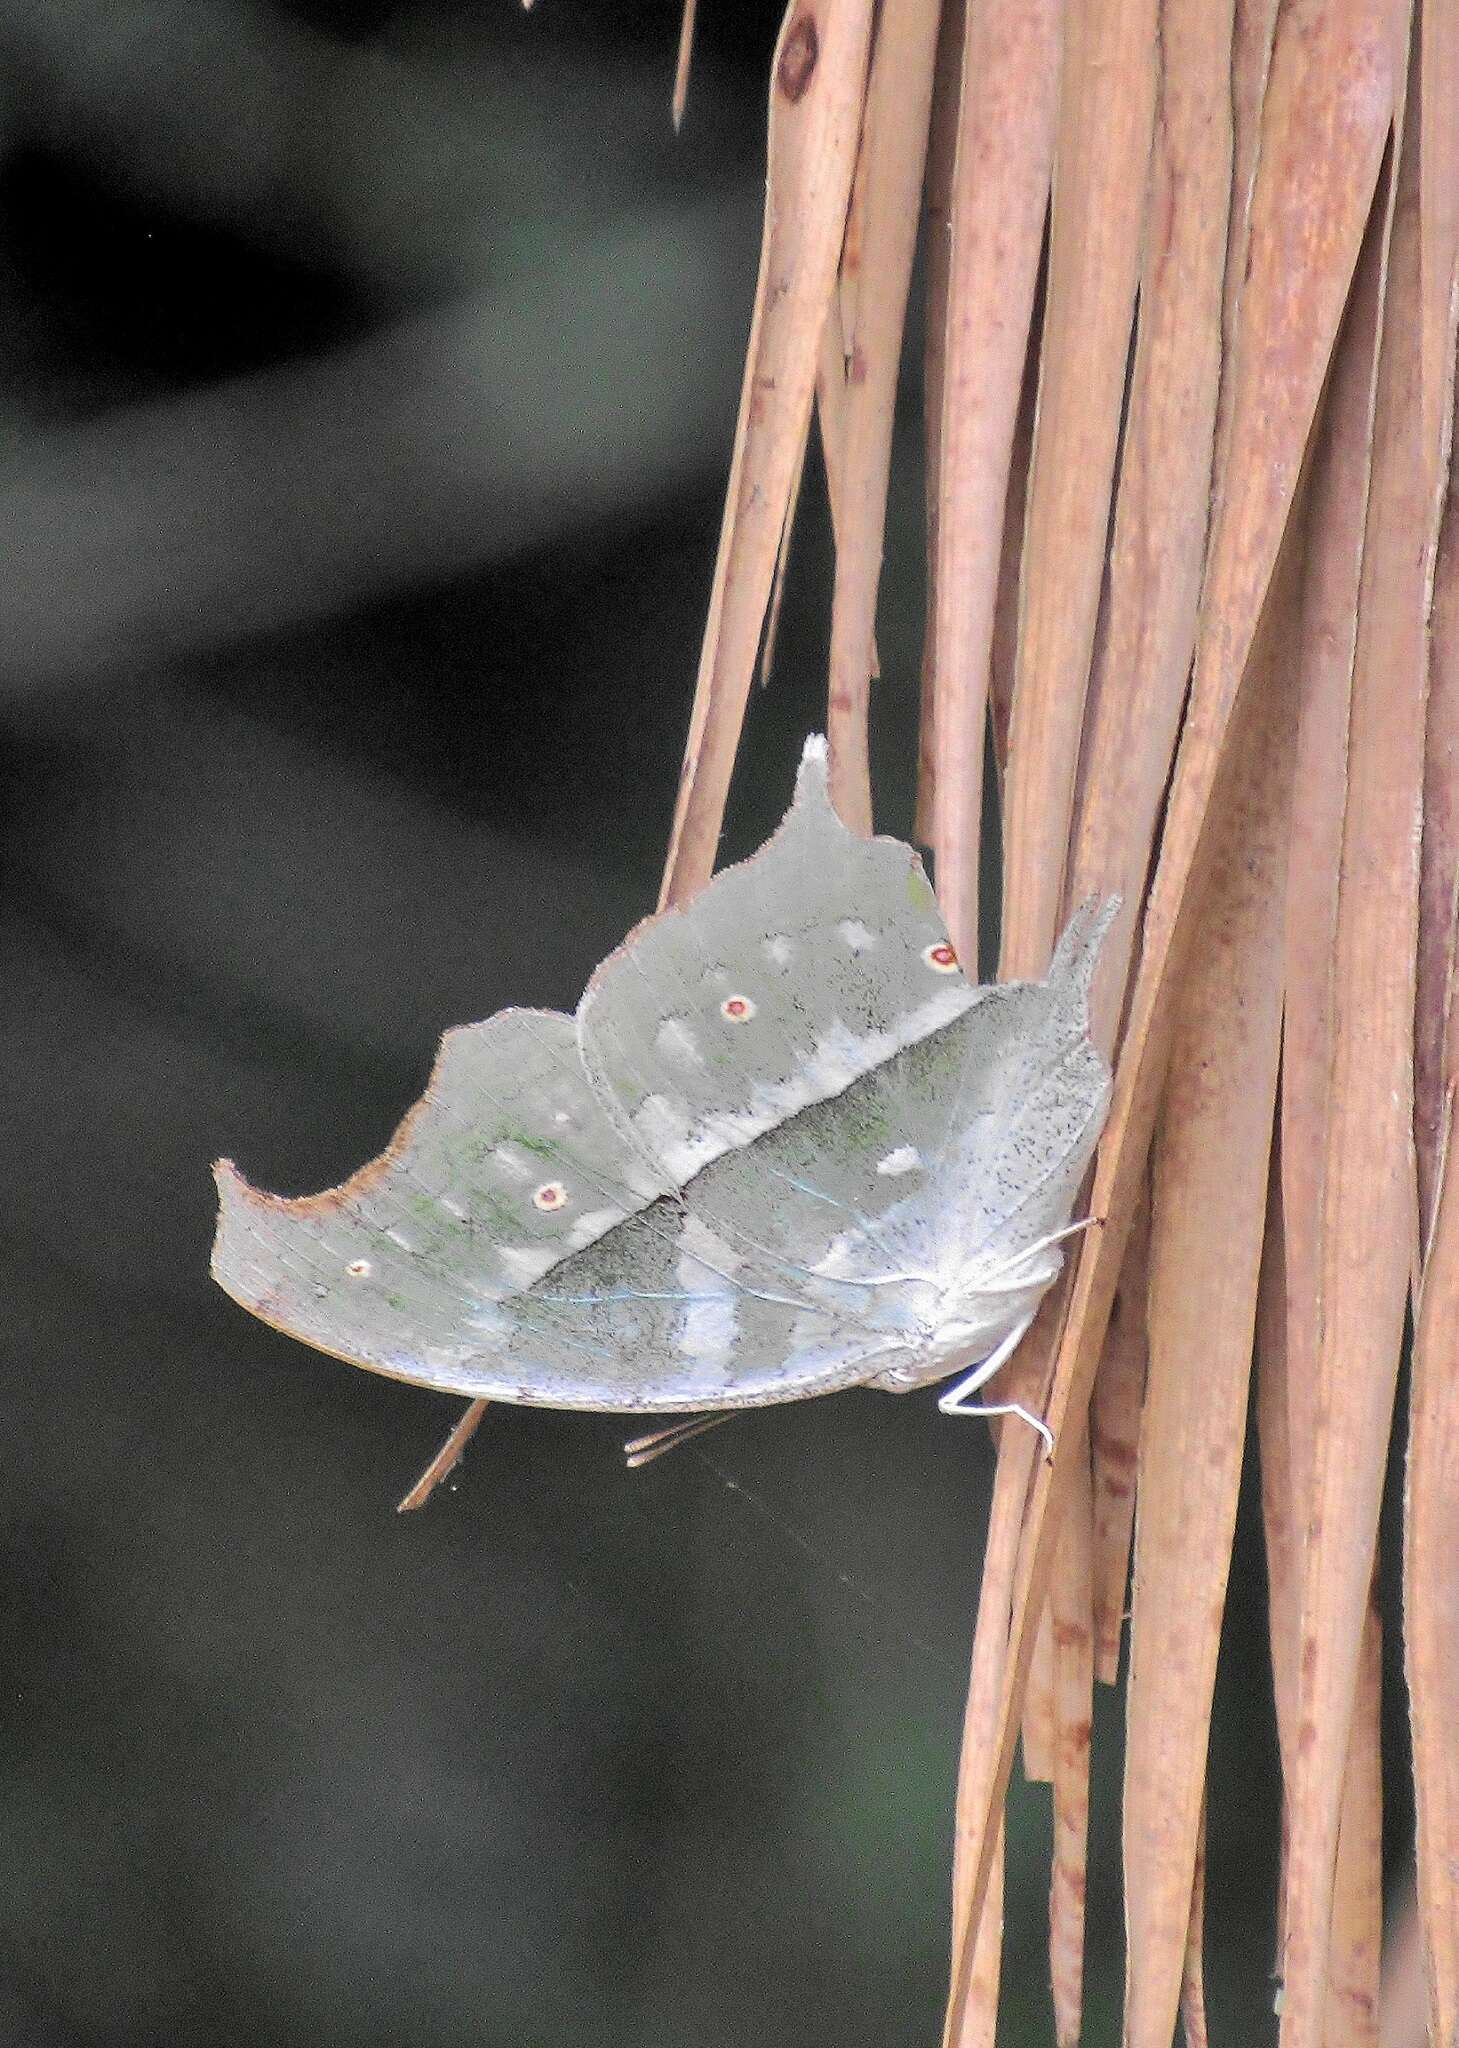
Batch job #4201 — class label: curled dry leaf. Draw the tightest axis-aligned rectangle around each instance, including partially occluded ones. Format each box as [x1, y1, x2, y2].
[1325, 1601, 1384, 2048]
[997, 0, 1158, 987]
[1413, 0, 1459, 1245]
[1407, 1058, 1459, 2048]
[1278, 31, 1424, 2043]
[660, 0, 876, 908]
[1123, 522, 1299, 2048]
[1273, 136, 1390, 2048]
[1070, 0, 1236, 1720]
[941, 3, 1405, 2029]
[1088, 1181, 1148, 1684]
[823, 0, 942, 832]
[1417, 461, 1459, 1245]
[1180, 1798, 1210, 2048]
[983, 0, 1162, 1947]
[1047, 1435, 1093, 2048]
[928, 0, 1061, 959]
[913, 0, 965, 850]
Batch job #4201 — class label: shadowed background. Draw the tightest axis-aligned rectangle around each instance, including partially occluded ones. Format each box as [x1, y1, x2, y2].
[0, 4, 1342, 2042]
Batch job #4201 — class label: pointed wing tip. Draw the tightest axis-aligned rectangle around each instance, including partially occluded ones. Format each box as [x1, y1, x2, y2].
[210, 1156, 314, 1298]
[1055, 895, 1120, 971]
[209, 1161, 362, 1359]
[212, 1154, 287, 1219]
[796, 731, 830, 794]
[211, 1156, 244, 1233]
[210, 1157, 258, 1286]
[1048, 896, 1121, 1021]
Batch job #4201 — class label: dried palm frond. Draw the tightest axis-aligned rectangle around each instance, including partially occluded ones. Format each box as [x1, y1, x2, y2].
[664, 0, 1456, 2041]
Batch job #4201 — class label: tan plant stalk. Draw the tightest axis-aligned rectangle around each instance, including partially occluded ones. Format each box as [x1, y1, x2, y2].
[661, 0, 1459, 2035]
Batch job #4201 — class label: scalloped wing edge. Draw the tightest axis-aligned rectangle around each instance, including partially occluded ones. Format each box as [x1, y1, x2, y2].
[213, 735, 966, 1274]
[210, 1004, 602, 1349]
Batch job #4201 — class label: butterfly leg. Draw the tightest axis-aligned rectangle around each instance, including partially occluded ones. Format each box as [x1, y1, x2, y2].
[941, 1396, 1054, 1459]
[396, 1397, 490, 1513]
[623, 1412, 733, 1469]
[936, 1312, 1054, 1454]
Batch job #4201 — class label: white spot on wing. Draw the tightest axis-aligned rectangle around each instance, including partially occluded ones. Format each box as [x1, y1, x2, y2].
[897, 985, 979, 1042]
[806, 1018, 897, 1093]
[492, 1144, 534, 1181]
[837, 918, 878, 953]
[764, 934, 793, 965]
[564, 1207, 624, 1251]
[498, 1242, 559, 1286]
[674, 1213, 741, 1369]
[635, 1093, 719, 1183]
[656, 1016, 705, 1066]
[631, 985, 978, 1185]
[676, 1212, 741, 1277]
[676, 1289, 738, 1366]
[877, 1145, 921, 1177]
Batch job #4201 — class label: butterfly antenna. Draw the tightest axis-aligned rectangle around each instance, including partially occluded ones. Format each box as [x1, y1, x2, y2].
[397, 1398, 490, 1512]
[623, 1412, 733, 1469]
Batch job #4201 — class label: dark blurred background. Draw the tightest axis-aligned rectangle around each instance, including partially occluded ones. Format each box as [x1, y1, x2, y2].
[0, 5, 1354, 2043]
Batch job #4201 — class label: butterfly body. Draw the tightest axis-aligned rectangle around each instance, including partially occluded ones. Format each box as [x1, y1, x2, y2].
[213, 739, 1114, 1420]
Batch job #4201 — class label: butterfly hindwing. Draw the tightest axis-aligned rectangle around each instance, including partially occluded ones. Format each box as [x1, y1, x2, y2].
[668, 910, 1112, 1339]
[924, 901, 1113, 1263]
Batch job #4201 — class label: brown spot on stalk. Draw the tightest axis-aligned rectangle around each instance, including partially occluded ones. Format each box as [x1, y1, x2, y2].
[776, 14, 818, 102]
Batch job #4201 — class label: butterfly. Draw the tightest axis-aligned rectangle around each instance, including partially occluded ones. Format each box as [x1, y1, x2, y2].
[212, 736, 1114, 1456]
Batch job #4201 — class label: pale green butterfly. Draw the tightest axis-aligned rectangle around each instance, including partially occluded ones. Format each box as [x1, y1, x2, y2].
[212, 737, 1114, 1454]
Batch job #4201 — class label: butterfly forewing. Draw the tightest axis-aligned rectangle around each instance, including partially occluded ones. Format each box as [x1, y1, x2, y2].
[577, 737, 980, 1188]
[213, 1008, 667, 1394]
[213, 1015, 896, 1410]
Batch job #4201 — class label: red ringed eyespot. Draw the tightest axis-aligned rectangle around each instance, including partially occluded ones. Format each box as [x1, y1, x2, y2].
[533, 1182, 568, 1212]
[923, 942, 959, 972]
[346, 1258, 372, 1278]
[720, 994, 756, 1022]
